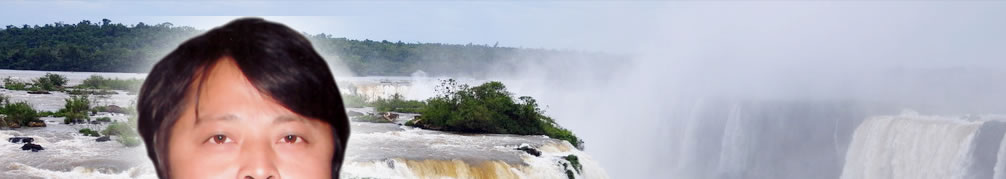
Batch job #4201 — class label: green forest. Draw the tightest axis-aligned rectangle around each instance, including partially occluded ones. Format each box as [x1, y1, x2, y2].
[0, 19, 606, 76]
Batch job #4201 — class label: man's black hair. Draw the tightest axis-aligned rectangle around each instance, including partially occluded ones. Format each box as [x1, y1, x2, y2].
[137, 17, 350, 179]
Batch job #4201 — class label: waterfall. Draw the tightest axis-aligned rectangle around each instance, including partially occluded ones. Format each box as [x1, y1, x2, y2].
[342, 121, 609, 179]
[995, 132, 1006, 179]
[717, 103, 749, 178]
[841, 113, 1006, 179]
[341, 141, 609, 179]
[664, 99, 866, 179]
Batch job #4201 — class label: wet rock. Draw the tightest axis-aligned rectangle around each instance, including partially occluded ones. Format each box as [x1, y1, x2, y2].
[104, 105, 126, 114]
[8, 137, 34, 144]
[65, 119, 86, 124]
[383, 112, 399, 121]
[347, 111, 364, 117]
[27, 91, 51, 94]
[516, 144, 541, 157]
[6, 121, 20, 128]
[27, 121, 46, 127]
[90, 120, 101, 125]
[21, 143, 43, 152]
[96, 136, 111, 142]
[405, 116, 443, 130]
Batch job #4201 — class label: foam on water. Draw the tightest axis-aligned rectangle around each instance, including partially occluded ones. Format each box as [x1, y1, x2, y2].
[1, 127, 156, 178]
[337, 76, 483, 101]
[0, 69, 154, 178]
[4, 162, 157, 179]
[342, 120, 609, 179]
[2, 71, 608, 179]
[341, 142, 607, 179]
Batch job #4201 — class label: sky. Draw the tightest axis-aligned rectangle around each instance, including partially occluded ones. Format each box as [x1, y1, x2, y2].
[2, 1, 1003, 55]
[0, 1, 673, 53]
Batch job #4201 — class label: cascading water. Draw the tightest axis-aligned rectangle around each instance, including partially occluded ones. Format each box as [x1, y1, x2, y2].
[340, 121, 609, 179]
[717, 103, 749, 178]
[663, 99, 872, 179]
[0, 70, 155, 179]
[841, 113, 1006, 179]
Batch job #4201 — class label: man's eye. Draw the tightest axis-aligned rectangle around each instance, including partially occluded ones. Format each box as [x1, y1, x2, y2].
[206, 134, 232, 144]
[279, 135, 304, 144]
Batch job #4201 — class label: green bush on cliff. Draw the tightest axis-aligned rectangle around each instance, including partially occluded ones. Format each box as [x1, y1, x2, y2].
[408, 79, 584, 149]
[563, 155, 582, 174]
[341, 94, 367, 108]
[560, 154, 583, 179]
[373, 93, 426, 113]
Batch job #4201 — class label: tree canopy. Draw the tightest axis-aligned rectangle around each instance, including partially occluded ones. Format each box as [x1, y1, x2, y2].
[1, 19, 614, 76]
[408, 79, 584, 149]
[0, 19, 198, 72]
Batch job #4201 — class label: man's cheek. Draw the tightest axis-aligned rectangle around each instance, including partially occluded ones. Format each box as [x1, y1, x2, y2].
[277, 152, 333, 178]
[173, 160, 240, 179]
[171, 146, 241, 178]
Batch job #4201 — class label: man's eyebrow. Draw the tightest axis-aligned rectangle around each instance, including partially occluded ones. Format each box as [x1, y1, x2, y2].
[195, 114, 240, 125]
[274, 115, 309, 125]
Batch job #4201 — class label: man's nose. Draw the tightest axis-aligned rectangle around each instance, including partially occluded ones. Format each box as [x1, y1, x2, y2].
[238, 141, 280, 179]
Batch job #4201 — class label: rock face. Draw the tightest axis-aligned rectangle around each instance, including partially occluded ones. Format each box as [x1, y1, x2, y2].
[10, 137, 44, 152]
[27, 91, 51, 94]
[8, 137, 34, 144]
[516, 144, 542, 157]
[104, 105, 126, 114]
[21, 143, 43, 152]
[64, 119, 86, 124]
[383, 112, 399, 122]
[6, 122, 21, 128]
[27, 121, 46, 127]
[96, 136, 111, 142]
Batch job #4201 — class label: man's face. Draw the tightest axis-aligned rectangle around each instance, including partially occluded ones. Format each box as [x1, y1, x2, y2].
[167, 57, 335, 179]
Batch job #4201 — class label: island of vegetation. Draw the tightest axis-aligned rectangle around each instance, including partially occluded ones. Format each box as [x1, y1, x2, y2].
[347, 79, 584, 150]
[344, 79, 588, 179]
[413, 79, 584, 150]
[0, 95, 44, 128]
[3, 19, 594, 178]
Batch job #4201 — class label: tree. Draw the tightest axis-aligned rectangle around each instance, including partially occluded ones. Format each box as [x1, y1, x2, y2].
[62, 95, 91, 124]
[0, 19, 621, 76]
[0, 19, 200, 72]
[4, 101, 40, 127]
[32, 73, 67, 91]
[409, 80, 584, 149]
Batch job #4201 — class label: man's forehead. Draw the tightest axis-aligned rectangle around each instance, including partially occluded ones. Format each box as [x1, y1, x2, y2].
[194, 113, 309, 126]
[187, 57, 294, 124]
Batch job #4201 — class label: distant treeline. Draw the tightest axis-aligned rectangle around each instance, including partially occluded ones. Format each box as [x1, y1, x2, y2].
[0, 19, 613, 76]
[0, 19, 197, 72]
